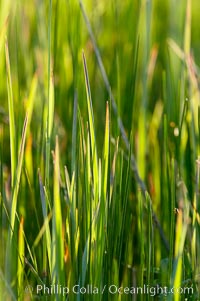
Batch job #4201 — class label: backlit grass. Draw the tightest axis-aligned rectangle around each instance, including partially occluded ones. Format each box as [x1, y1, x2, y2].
[0, 0, 200, 300]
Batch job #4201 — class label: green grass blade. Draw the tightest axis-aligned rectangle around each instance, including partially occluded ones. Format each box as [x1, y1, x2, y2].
[71, 92, 78, 174]
[171, 185, 190, 301]
[17, 216, 24, 301]
[38, 172, 52, 277]
[82, 51, 98, 203]
[145, 192, 153, 301]
[5, 39, 16, 188]
[48, 70, 54, 141]
[9, 115, 28, 237]
[5, 114, 28, 290]
[103, 102, 109, 200]
[45, 0, 54, 187]
[169, 158, 176, 284]
[52, 136, 65, 288]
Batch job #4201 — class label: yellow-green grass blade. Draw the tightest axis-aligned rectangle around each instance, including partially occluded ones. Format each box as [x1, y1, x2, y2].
[45, 0, 54, 188]
[82, 51, 98, 204]
[85, 128, 92, 281]
[5, 39, 16, 188]
[109, 137, 119, 202]
[138, 189, 145, 288]
[25, 74, 38, 131]
[173, 209, 183, 301]
[118, 140, 131, 266]
[71, 92, 78, 174]
[45, 67, 54, 187]
[10, 115, 28, 237]
[169, 158, 176, 284]
[47, 0, 53, 140]
[93, 102, 110, 288]
[25, 74, 38, 185]
[172, 191, 190, 301]
[52, 136, 65, 287]
[47, 70, 54, 141]
[137, 109, 146, 180]
[103, 102, 109, 201]
[145, 191, 154, 301]
[38, 172, 52, 277]
[17, 216, 24, 301]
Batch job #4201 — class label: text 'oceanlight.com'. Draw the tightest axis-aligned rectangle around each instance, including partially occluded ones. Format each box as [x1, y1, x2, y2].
[34, 283, 193, 297]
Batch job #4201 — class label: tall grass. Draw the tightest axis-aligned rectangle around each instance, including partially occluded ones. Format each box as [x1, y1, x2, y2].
[0, 0, 200, 300]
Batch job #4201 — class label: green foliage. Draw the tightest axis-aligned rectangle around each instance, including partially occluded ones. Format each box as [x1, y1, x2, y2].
[0, 0, 200, 300]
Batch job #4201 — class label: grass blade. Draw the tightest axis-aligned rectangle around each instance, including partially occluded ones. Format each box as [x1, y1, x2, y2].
[5, 39, 16, 188]
[5, 115, 28, 290]
[52, 136, 65, 288]
[82, 51, 98, 205]
[17, 216, 24, 301]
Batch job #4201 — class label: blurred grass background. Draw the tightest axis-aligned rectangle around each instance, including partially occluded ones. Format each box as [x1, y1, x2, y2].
[0, 0, 200, 300]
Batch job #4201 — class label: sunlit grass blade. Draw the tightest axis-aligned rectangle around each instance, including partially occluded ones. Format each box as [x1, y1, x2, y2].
[83, 128, 92, 285]
[71, 92, 78, 174]
[171, 185, 190, 301]
[137, 110, 146, 180]
[82, 51, 98, 203]
[47, 70, 54, 141]
[9, 118, 28, 237]
[25, 74, 38, 186]
[81, 236, 89, 287]
[45, 0, 54, 188]
[109, 137, 119, 202]
[17, 216, 24, 301]
[52, 136, 65, 288]
[45, 67, 54, 187]
[138, 189, 145, 290]
[103, 101, 109, 201]
[192, 159, 200, 282]
[118, 139, 131, 266]
[26, 74, 38, 130]
[172, 210, 183, 301]
[5, 39, 16, 188]
[38, 171, 52, 277]
[169, 158, 176, 283]
[65, 167, 76, 276]
[93, 102, 110, 289]
[47, 0, 53, 139]
[145, 192, 154, 301]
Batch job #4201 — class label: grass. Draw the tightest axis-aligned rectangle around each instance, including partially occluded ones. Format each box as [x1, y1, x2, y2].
[0, 0, 200, 300]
